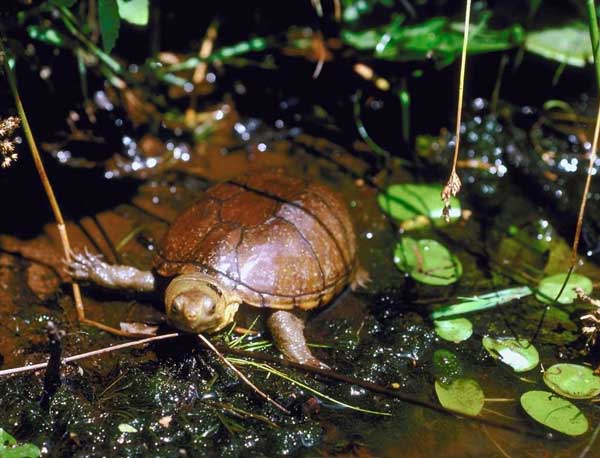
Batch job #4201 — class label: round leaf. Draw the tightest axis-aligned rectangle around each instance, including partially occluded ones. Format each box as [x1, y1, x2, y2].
[434, 318, 473, 343]
[378, 184, 461, 228]
[543, 364, 600, 399]
[394, 238, 462, 286]
[520, 391, 588, 436]
[536, 273, 592, 305]
[482, 337, 539, 372]
[433, 349, 462, 384]
[435, 378, 484, 416]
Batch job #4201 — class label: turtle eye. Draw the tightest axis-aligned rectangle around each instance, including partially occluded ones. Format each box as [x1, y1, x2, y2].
[201, 295, 217, 315]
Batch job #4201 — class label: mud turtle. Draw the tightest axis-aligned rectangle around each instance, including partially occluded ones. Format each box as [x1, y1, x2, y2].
[69, 171, 365, 367]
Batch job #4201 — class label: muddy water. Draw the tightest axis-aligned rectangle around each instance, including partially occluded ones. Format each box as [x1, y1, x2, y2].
[0, 103, 599, 457]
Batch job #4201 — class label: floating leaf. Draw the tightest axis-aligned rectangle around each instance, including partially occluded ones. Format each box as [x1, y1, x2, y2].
[377, 183, 461, 229]
[525, 22, 592, 67]
[433, 349, 462, 384]
[482, 337, 539, 372]
[118, 424, 138, 433]
[543, 364, 600, 399]
[435, 378, 484, 416]
[98, 0, 121, 53]
[434, 318, 473, 343]
[536, 273, 592, 305]
[520, 391, 588, 436]
[0, 429, 16, 448]
[0, 428, 40, 458]
[394, 237, 462, 286]
[117, 0, 149, 26]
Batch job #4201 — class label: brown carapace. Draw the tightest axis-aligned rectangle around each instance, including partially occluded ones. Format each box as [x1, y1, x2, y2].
[155, 171, 358, 311]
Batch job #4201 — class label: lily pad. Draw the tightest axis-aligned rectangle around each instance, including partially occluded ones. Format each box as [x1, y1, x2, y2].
[535, 273, 592, 305]
[433, 349, 462, 384]
[378, 183, 461, 229]
[543, 364, 600, 399]
[0, 428, 40, 458]
[435, 378, 484, 416]
[520, 391, 588, 436]
[482, 337, 539, 372]
[434, 318, 473, 343]
[394, 237, 462, 286]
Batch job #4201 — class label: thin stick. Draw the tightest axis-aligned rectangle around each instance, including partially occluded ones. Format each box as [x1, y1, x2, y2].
[571, 99, 600, 262]
[0, 333, 181, 377]
[1, 41, 137, 337]
[196, 334, 289, 414]
[441, 0, 472, 221]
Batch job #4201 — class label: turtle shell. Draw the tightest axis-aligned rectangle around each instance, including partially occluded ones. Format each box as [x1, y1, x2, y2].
[154, 171, 357, 310]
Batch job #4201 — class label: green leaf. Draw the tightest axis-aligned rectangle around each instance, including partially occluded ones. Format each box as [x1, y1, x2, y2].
[433, 349, 462, 384]
[482, 337, 539, 372]
[394, 237, 462, 286]
[98, 0, 121, 53]
[434, 318, 473, 343]
[0, 429, 16, 448]
[535, 273, 592, 305]
[430, 286, 533, 320]
[27, 26, 65, 47]
[520, 391, 588, 436]
[0, 429, 40, 458]
[49, 0, 77, 7]
[378, 184, 461, 229]
[0, 444, 41, 458]
[525, 22, 592, 67]
[117, 0, 149, 26]
[118, 423, 138, 433]
[435, 378, 484, 416]
[543, 364, 600, 399]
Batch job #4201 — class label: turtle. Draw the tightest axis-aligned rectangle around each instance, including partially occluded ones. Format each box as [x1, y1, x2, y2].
[67, 171, 367, 367]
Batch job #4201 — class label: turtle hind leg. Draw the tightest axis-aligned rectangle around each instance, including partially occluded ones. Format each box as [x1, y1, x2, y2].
[267, 310, 328, 369]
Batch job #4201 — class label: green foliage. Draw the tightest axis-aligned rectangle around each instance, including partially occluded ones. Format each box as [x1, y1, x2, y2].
[434, 378, 484, 416]
[98, 0, 121, 53]
[520, 391, 588, 436]
[543, 364, 600, 399]
[482, 337, 539, 372]
[0, 429, 40, 458]
[525, 22, 593, 67]
[342, 15, 524, 67]
[394, 237, 462, 286]
[48, 0, 77, 7]
[27, 25, 66, 47]
[535, 273, 593, 305]
[378, 183, 461, 228]
[434, 318, 473, 343]
[117, 0, 149, 26]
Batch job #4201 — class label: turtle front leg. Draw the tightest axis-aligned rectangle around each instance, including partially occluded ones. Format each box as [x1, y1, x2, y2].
[66, 249, 156, 293]
[267, 310, 328, 369]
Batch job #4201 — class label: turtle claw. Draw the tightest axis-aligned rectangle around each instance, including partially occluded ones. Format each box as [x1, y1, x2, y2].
[64, 248, 109, 283]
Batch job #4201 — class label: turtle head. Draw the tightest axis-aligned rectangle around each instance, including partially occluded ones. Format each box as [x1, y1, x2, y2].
[165, 273, 239, 333]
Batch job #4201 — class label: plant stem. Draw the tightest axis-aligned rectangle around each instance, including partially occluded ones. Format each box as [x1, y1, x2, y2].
[586, 0, 600, 90]
[441, 0, 472, 220]
[1, 40, 132, 337]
